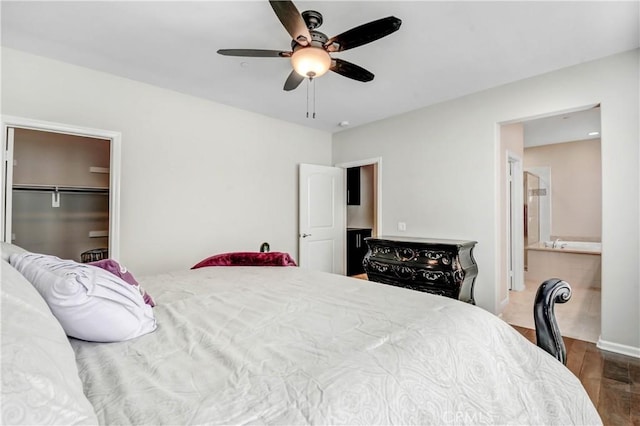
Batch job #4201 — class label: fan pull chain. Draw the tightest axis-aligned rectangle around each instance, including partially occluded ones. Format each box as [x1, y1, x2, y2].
[305, 77, 317, 119]
[312, 78, 316, 119]
[306, 78, 310, 118]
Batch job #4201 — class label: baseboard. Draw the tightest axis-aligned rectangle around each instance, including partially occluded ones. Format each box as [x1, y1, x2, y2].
[596, 337, 640, 358]
[498, 296, 509, 315]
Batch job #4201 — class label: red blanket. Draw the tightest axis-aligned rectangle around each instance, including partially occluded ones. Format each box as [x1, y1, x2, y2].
[191, 252, 297, 269]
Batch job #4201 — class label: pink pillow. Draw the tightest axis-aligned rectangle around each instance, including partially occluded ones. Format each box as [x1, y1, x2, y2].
[89, 259, 156, 307]
[191, 252, 297, 269]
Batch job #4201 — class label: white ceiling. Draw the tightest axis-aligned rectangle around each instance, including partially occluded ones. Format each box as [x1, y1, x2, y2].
[1, 1, 638, 133]
[523, 107, 601, 148]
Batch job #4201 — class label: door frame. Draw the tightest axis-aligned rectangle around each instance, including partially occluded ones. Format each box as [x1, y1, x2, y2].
[1, 115, 122, 259]
[335, 157, 383, 272]
[506, 151, 525, 294]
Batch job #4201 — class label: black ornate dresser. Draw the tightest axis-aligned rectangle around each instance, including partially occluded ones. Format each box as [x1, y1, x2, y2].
[363, 237, 478, 304]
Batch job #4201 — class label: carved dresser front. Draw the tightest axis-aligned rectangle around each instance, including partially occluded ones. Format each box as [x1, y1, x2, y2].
[363, 237, 478, 304]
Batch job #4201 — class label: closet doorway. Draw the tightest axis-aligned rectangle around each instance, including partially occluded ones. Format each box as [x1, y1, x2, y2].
[336, 157, 382, 277]
[1, 117, 121, 261]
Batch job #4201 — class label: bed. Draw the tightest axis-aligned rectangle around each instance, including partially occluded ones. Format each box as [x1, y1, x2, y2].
[1, 244, 601, 425]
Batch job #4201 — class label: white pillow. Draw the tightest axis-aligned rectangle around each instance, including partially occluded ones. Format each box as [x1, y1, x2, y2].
[9, 253, 157, 343]
[1, 259, 99, 425]
[1, 241, 28, 262]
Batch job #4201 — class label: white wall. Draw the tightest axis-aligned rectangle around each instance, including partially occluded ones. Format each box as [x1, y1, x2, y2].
[333, 49, 639, 354]
[1, 47, 332, 274]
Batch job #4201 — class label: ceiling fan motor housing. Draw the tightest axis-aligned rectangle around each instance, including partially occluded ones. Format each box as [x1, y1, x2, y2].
[302, 10, 323, 30]
[291, 30, 328, 51]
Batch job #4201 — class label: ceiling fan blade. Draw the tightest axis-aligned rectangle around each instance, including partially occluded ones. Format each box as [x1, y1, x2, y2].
[330, 58, 374, 82]
[283, 69, 305, 91]
[325, 16, 402, 52]
[269, 1, 311, 46]
[217, 49, 291, 58]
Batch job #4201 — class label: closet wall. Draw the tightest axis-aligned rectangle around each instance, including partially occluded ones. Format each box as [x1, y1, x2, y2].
[346, 164, 375, 230]
[10, 128, 110, 261]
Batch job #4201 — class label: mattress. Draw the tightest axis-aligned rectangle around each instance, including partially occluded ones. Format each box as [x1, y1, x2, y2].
[70, 266, 601, 425]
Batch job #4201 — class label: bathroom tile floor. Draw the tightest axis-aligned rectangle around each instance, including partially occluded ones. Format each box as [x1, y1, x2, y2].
[501, 279, 601, 343]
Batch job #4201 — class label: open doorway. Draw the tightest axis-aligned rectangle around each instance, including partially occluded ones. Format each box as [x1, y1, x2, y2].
[1, 116, 122, 260]
[500, 106, 602, 343]
[335, 157, 382, 278]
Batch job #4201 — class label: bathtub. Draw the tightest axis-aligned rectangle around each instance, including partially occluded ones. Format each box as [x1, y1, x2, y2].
[526, 240, 601, 288]
[538, 240, 602, 254]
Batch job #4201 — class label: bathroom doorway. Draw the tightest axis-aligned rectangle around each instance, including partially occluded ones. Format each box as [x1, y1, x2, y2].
[501, 105, 602, 343]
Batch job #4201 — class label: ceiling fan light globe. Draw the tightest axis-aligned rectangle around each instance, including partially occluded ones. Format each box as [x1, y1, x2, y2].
[291, 47, 331, 78]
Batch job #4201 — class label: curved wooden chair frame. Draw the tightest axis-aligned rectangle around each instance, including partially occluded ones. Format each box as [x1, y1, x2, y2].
[533, 278, 572, 365]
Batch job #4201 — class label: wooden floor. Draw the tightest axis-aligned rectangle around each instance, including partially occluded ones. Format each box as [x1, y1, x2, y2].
[512, 326, 640, 425]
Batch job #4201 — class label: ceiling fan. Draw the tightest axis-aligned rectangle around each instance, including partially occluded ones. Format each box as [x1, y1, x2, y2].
[217, 1, 402, 91]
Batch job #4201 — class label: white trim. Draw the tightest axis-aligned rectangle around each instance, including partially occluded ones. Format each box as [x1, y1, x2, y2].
[0, 115, 122, 260]
[597, 338, 640, 359]
[493, 122, 502, 314]
[498, 296, 510, 313]
[507, 151, 525, 292]
[335, 157, 383, 237]
[500, 103, 601, 126]
[2, 128, 15, 243]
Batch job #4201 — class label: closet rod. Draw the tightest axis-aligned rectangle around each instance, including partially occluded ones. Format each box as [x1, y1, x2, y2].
[12, 184, 109, 194]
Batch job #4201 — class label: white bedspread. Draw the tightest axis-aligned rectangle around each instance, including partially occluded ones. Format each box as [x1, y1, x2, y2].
[70, 266, 601, 425]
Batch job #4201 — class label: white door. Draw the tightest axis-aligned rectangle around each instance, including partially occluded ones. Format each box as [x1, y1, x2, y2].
[299, 164, 345, 273]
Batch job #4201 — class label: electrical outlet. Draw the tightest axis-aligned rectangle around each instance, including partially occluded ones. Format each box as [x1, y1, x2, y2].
[398, 222, 407, 232]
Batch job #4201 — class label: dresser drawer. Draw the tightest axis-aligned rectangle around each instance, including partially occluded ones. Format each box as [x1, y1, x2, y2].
[367, 271, 460, 298]
[369, 244, 456, 267]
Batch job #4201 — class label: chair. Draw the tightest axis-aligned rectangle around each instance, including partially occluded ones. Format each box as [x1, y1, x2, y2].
[533, 278, 572, 365]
